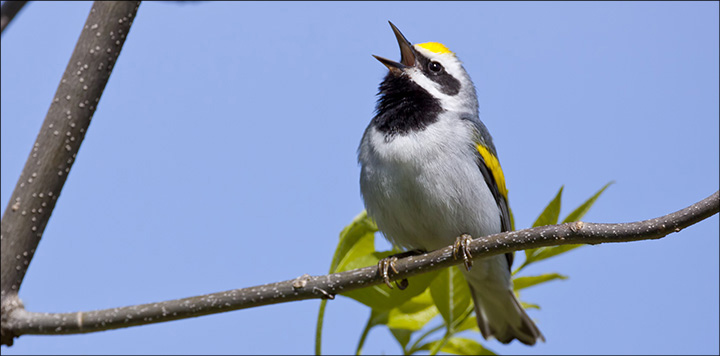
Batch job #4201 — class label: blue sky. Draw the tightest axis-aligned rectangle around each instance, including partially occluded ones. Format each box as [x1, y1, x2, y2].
[1, 2, 718, 355]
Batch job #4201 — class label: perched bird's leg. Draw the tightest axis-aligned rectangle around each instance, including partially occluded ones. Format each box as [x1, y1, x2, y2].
[378, 256, 400, 289]
[453, 234, 474, 271]
[377, 249, 425, 290]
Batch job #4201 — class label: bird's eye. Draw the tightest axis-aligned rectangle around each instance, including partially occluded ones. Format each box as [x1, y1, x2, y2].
[428, 61, 443, 73]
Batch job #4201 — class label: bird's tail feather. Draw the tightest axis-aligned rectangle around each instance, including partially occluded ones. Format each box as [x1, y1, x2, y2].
[468, 283, 545, 345]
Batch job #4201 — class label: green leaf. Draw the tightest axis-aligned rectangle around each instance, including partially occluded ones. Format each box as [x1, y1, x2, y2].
[367, 290, 441, 353]
[320, 211, 377, 355]
[342, 250, 440, 311]
[430, 266, 472, 333]
[532, 186, 564, 227]
[332, 213, 440, 311]
[454, 312, 480, 333]
[406, 324, 445, 355]
[330, 211, 377, 274]
[419, 337, 495, 355]
[354, 284, 442, 354]
[315, 299, 327, 355]
[386, 289, 440, 331]
[516, 183, 611, 273]
[395, 287, 435, 313]
[513, 273, 568, 291]
[389, 328, 414, 351]
[520, 187, 564, 272]
[562, 181, 614, 223]
[337, 249, 387, 274]
[521, 301, 541, 310]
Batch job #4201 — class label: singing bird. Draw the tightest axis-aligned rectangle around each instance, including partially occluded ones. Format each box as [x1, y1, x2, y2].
[358, 22, 544, 345]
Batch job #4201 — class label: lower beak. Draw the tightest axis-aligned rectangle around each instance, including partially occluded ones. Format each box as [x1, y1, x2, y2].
[373, 21, 416, 75]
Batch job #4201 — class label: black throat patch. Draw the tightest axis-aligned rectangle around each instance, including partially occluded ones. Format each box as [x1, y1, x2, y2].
[371, 72, 442, 139]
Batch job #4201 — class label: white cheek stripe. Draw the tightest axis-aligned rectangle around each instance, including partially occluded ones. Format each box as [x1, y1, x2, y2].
[405, 66, 469, 114]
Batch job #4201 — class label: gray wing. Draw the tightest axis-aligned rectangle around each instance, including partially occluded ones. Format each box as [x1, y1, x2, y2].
[468, 118, 514, 268]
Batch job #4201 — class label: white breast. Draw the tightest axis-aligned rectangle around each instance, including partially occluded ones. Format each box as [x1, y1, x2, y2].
[359, 114, 502, 251]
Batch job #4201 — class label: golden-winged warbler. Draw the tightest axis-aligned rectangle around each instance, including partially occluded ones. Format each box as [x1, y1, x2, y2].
[358, 22, 544, 345]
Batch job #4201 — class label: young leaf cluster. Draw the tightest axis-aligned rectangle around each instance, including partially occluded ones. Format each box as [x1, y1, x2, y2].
[316, 183, 612, 355]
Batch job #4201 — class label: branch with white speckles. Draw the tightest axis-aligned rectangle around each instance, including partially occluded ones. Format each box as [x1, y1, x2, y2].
[1, 1, 141, 346]
[1, 191, 717, 345]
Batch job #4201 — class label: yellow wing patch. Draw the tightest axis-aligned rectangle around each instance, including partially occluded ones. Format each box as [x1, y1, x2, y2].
[476, 144, 508, 199]
[416, 42, 453, 55]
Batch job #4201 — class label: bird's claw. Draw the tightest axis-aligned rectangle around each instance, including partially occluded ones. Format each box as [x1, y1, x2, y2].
[378, 256, 400, 289]
[378, 249, 424, 290]
[453, 234, 474, 271]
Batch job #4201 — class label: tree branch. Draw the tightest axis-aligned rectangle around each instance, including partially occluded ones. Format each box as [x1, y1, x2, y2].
[2, 191, 717, 345]
[0, 1, 27, 34]
[0, 1, 140, 346]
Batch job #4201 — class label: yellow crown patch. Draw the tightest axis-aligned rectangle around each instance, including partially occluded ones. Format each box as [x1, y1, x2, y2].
[416, 42, 453, 55]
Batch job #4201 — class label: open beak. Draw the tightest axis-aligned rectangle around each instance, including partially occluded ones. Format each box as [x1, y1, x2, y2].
[373, 21, 416, 75]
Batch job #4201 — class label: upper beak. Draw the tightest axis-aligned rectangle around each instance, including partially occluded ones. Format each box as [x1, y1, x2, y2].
[373, 21, 416, 75]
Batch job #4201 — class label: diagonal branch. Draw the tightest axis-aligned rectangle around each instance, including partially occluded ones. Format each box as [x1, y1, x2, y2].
[2, 190, 717, 345]
[0, 1, 140, 346]
[0, 0, 27, 34]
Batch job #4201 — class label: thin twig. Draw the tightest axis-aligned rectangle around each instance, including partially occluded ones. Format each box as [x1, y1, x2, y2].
[2, 191, 717, 344]
[0, 1, 141, 346]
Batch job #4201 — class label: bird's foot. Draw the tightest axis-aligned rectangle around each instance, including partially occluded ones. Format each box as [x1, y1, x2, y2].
[378, 256, 401, 289]
[377, 249, 424, 290]
[453, 234, 474, 271]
